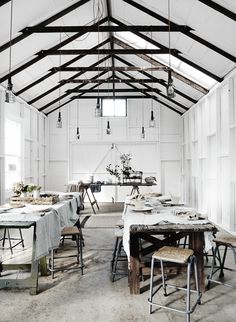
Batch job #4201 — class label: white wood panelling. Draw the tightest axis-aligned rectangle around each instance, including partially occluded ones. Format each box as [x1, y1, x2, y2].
[182, 68, 236, 233]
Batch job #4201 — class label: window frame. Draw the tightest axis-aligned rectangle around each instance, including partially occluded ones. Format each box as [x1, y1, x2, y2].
[101, 98, 127, 117]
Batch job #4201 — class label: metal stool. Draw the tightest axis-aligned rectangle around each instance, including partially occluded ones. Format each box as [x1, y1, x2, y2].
[1, 228, 24, 254]
[148, 246, 201, 322]
[207, 233, 236, 289]
[111, 228, 127, 282]
[49, 226, 84, 279]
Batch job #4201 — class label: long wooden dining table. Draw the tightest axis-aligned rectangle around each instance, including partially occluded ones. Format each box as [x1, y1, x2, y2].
[122, 203, 217, 294]
[0, 192, 82, 294]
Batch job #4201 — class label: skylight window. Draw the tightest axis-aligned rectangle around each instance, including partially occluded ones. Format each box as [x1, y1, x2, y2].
[102, 99, 127, 117]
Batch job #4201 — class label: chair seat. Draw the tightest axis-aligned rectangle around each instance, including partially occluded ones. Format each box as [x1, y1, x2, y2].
[61, 226, 80, 236]
[214, 233, 236, 247]
[153, 246, 194, 264]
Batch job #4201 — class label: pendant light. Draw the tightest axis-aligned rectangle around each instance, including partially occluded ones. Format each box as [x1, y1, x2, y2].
[166, 0, 175, 99]
[141, 93, 145, 139]
[141, 126, 145, 139]
[106, 120, 111, 135]
[149, 32, 156, 128]
[56, 32, 62, 128]
[75, 99, 80, 140]
[95, 2, 102, 117]
[5, 0, 15, 103]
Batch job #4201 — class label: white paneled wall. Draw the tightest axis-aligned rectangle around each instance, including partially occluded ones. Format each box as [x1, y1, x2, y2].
[0, 89, 47, 203]
[47, 99, 181, 201]
[182, 69, 236, 233]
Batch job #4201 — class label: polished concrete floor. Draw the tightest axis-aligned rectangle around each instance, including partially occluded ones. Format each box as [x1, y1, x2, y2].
[0, 203, 236, 322]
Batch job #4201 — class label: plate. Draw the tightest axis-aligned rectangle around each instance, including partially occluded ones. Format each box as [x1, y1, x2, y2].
[132, 206, 153, 212]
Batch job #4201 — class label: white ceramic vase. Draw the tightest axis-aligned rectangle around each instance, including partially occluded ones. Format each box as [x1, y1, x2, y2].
[33, 190, 40, 199]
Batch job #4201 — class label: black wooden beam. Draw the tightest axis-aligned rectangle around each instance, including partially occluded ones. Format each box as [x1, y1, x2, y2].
[0, 0, 11, 7]
[0, 0, 91, 53]
[62, 79, 166, 84]
[118, 70, 188, 111]
[198, 0, 236, 21]
[123, 0, 236, 63]
[57, 66, 167, 72]
[67, 88, 161, 93]
[114, 55, 197, 104]
[22, 25, 192, 33]
[71, 95, 146, 99]
[16, 38, 110, 96]
[38, 71, 108, 112]
[113, 37, 208, 94]
[0, 17, 108, 84]
[106, 0, 115, 99]
[40, 48, 178, 55]
[28, 55, 111, 105]
[110, 17, 222, 82]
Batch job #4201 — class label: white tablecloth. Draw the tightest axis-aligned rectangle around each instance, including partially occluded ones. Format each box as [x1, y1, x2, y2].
[122, 203, 211, 262]
[0, 193, 81, 260]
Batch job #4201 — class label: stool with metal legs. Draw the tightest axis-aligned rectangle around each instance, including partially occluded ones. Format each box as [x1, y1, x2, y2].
[1, 228, 24, 254]
[148, 246, 201, 322]
[49, 226, 84, 279]
[207, 233, 236, 289]
[111, 228, 127, 282]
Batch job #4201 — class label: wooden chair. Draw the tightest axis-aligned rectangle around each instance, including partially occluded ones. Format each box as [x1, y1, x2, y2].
[49, 226, 84, 279]
[1, 228, 24, 254]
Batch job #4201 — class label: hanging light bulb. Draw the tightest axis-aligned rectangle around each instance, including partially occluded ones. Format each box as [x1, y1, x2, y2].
[106, 121, 111, 135]
[56, 111, 62, 128]
[166, 70, 175, 98]
[75, 127, 80, 140]
[141, 126, 145, 139]
[166, 0, 175, 99]
[95, 97, 102, 117]
[5, 0, 15, 104]
[5, 78, 15, 103]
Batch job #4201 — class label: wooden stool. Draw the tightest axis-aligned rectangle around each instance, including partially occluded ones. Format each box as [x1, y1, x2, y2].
[110, 228, 127, 282]
[49, 226, 84, 279]
[207, 233, 236, 289]
[1, 228, 24, 254]
[148, 246, 201, 322]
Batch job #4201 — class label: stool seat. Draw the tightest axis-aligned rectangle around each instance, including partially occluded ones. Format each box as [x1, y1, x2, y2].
[114, 228, 124, 238]
[61, 226, 80, 236]
[153, 246, 194, 264]
[214, 233, 236, 247]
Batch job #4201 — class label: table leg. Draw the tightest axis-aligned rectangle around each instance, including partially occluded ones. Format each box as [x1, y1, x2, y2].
[129, 233, 140, 294]
[189, 232, 205, 292]
[39, 257, 48, 276]
[30, 225, 39, 295]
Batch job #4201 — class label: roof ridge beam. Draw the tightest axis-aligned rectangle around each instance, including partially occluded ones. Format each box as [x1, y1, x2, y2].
[123, 0, 236, 63]
[0, 0, 91, 53]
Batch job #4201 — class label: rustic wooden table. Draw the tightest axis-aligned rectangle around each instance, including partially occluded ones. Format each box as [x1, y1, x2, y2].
[129, 223, 217, 294]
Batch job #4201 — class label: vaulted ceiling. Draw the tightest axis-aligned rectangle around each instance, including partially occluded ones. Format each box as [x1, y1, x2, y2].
[0, 0, 235, 115]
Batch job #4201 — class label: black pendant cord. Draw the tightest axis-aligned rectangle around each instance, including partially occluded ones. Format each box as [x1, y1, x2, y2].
[8, 0, 13, 83]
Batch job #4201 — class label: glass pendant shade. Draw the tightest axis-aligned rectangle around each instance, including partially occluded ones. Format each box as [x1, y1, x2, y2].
[149, 110, 156, 128]
[166, 70, 175, 99]
[106, 121, 111, 135]
[95, 97, 102, 117]
[56, 111, 62, 128]
[141, 126, 145, 139]
[5, 80, 15, 103]
[75, 127, 80, 140]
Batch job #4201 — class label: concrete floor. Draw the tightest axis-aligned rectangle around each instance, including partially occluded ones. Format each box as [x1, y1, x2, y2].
[0, 203, 236, 322]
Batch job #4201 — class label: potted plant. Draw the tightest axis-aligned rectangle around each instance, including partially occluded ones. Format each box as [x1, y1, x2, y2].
[12, 181, 28, 197]
[27, 184, 41, 199]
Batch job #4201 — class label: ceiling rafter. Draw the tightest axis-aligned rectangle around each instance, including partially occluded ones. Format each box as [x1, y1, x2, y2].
[0, 0, 11, 8]
[68, 88, 161, 93]
[21, 25, 192, 33]
[114, 55, 197, 104]
[0, 17, 108, 85]
[39, 48, 178, 55]
[117, 70, 188, 111]
[115, 74, 183, 115]
[113, 37, 208, 94]
[56, 66, 167, 72]
[110, 17, 222, 82]
[198, 0, 236, 21]
[28, 54, 111, 105]
[70, 95, 146, 99]
[123, 0, 236, 63]
[38, 70, 108, 112]
[0, 0, 91, 53]
[16, 38, 110, 96]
